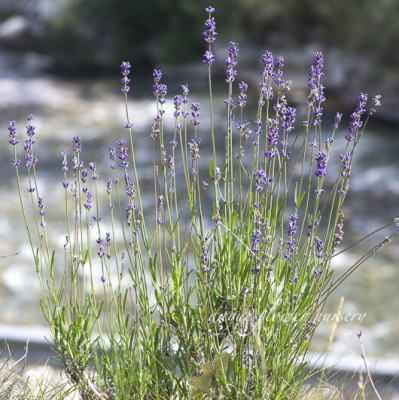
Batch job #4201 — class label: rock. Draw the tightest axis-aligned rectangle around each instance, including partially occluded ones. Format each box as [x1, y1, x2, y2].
[0, 15, 29, 40]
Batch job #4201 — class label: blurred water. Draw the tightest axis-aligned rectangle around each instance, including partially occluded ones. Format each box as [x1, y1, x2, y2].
[0, 71, 398, 366]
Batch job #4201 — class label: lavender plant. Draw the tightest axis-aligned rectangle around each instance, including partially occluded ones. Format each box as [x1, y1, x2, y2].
[8, 6, 399, 400]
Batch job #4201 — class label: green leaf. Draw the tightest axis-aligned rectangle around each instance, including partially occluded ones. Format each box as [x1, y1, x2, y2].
[189, 351, 231, 397]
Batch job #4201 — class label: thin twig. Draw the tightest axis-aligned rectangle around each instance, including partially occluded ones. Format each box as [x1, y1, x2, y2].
[357, 330, 382, 400]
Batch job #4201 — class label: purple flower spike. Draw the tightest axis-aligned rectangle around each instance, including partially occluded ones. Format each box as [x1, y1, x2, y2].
[120, 61, 131, 93]
[38, 197, 45, 216]
[205, 6, 215, 13]
[340, 152, 351, 178]
[8, 121, 20, 146]
[181, 84, 189, 97]
[273, 56, 285, 85]
[157, 195, 164, 211]
[203, 13, 217, 43]
[251, 230, 261, 253]
[203, 50, 215, 66]
[315, 151, 327, 178]
[201, 252, 208, 265]
[153, 69, 162, 82]
[190, 102, 201, 126]
[332, 112, 342, 130]
[72, 136, 82, 153]
[26, 124, 36, 137]
[225, 41, 239, 83]
[347, 93, 368, 136]
[26, 114, 33, 121]
[84, 191, 92, 210]
[280, 105, 296, 132]
[308, 52, 324, 90]
[60, 151, 68, 172]
[262, 51, 274, 77]
[237, 81, 248, 107]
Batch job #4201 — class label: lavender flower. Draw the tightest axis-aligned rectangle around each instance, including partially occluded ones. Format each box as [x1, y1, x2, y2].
[157, 195, 164, 211]
[284, 214, 298, 259]
[26, 123, 36, 137]
[189, 139, 201, 160]
[153, 69, 162, 83]
[109, 147, 117, 169]
[200, 252, 208, 265]
[223, 97, 236, 110]
[237, 81, 248, 107]
[325, 137, 334, 150]
[173, 95, 182, 118]
[315, 237, 324, 258]
[190, 102, 200, 126]
[72, 136, 82, 153]
[280, 105, 296, 132]
[340, 152, 351, 178]
[8, 121, 20, 147]
[118, 143, 129, 169]
[168, 155, 175, 176]
[306, 219, 319, 237]
[251, 230, 261, 253]
[153, 83, 167, 102]
[125, 173, 136, 199]
[38, 197, 45, 216]
[84, 191, 92, 210]
[203, 50, 215, 66]
[312, 106, 323, 126]
[332, 112, 342, 130]
[273, 56, 284, 85]
[24, 138, 37, 168]
[267, 119, 279, 146]
[287, 213, 298, 237]
[181, 84, 189, 98]
[262, 51, 274, 79]
[106, 178, 112, 194]
[203, 11, 217, 43]
[89, 162, 98, 180]
[120, 61, 131, 93]
[254, 167, 274, 191]
[225, 41, 239, 83]
[347, 93, 368, 139]
[315, 151, 327, 178]
[60, 151, 68, 172]
[97, 245, 105, 258]
[81, 168, 88, 183]
[308, 52, 324, 90]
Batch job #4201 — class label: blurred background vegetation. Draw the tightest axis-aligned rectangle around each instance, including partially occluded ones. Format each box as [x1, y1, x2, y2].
[40, 0, 399, 73]
[1, 0, 395, 121]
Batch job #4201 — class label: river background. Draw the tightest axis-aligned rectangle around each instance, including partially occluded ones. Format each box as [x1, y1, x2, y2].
[0, 0, 399, 372]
